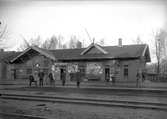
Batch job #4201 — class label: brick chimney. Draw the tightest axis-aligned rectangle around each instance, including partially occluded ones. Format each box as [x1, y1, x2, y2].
[118, 38, 122, 47]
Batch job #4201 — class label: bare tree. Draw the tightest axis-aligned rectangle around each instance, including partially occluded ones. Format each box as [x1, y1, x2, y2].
[69, 36, 77, 49]
[18, 34, 83, 51]
[42, 35, 65, 50]
[69, 35, 82, 49]
[155, 37, 161, 74]
[0, 21, 8, 49]
[18, 35, 42, 51]
[42, 36, 58, 49]
[154, 29, 167, 74]
[30, 35, 41, 47]
[156, 30, 167, 58]
[57, 35, 65, 49]
[0, 21, 6, 38]
[17, 37, 29, 51]
[132, 35, 143, 44]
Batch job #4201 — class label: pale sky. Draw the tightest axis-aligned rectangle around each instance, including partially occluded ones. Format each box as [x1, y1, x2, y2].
[0, 0, 167, 62]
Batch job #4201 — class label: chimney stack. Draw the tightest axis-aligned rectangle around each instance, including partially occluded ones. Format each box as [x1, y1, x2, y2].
[118, 38, 122, 47]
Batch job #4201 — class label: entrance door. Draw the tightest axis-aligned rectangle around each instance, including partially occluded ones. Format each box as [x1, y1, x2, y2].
[105, 68, 110, 82]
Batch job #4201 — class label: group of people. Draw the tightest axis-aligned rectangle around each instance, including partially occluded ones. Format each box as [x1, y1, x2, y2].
[28, 70, 57, 87]
[29, 69, 145, 88]
[29, 69, 45, 87]
[28, 69, 81, 87]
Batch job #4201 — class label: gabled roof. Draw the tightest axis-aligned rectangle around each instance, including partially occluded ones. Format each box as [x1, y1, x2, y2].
[9, 44, 151, 63]
[10, 46, 56, 63]
[80, 43, 108, 55]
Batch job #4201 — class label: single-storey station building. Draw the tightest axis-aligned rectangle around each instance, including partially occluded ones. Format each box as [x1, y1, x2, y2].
[0, 41, 151, 83]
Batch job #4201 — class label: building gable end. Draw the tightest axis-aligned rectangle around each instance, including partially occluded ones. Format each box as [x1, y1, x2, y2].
[80, 43, 108, 55]
[10, 47, 56, 63]
[141, 45, 151, 62]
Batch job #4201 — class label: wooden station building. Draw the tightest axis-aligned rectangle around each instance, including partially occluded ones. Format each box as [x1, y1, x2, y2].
[0, 41, 151, 82]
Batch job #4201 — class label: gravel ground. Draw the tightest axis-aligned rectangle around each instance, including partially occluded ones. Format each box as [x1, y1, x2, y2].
[0, 99, 167, 119]
[1, 80, 167, 119]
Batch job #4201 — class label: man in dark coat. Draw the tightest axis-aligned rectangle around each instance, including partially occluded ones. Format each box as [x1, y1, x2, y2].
[38, 69, 45, 87]
[136, 70, 141, 87]
[76, 72, 81, 88]
[142, 71, 146, 82]
[61, 69, 66, 86]
[48, 72, 55, 87]
[29, 75, 37, 87]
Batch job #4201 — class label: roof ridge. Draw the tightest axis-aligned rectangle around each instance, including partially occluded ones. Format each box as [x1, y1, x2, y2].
[47, 44, 148, 52]
[37, 44, 148, 52]
[48, 48, 85, 51]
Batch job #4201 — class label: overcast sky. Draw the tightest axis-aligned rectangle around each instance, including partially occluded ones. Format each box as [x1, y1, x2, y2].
[0, 0, 167, 62]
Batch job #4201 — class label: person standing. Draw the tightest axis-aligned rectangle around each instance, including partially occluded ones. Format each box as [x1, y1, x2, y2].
[61, 69, 66, 86]
[29, 75, 37, 87]
[38, 69, 45, 87]
[76, 72, 81, 88]
[33, 71, 39, 86]
[48, 72, 55, 87]
[142, 70, 146, 82]
[62, 75, 65, 86]
[136, 70, 141, 87]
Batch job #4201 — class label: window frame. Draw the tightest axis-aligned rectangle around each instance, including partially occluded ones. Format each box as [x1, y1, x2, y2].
[123, 65, 128, 77]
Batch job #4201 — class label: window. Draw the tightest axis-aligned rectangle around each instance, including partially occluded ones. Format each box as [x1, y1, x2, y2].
[67, 64, 78, 73]
[86, 63, 103, 75]
[124, 65, 128, 77]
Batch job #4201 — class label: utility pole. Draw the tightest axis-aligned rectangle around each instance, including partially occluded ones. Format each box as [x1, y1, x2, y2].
[85, 28, 92, 43]
[84, 28, 96, 45]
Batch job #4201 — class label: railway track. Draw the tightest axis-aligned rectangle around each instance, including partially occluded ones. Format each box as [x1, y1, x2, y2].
[0, 93, 167, 111]
[0, 112, 45, 119]
[3, 87, 167, 98]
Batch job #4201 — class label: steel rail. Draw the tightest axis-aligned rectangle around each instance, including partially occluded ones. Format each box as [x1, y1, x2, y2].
[1, 93, 167, 111]
[0, 112, 46, 119]
[3, 87, 167, 98]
